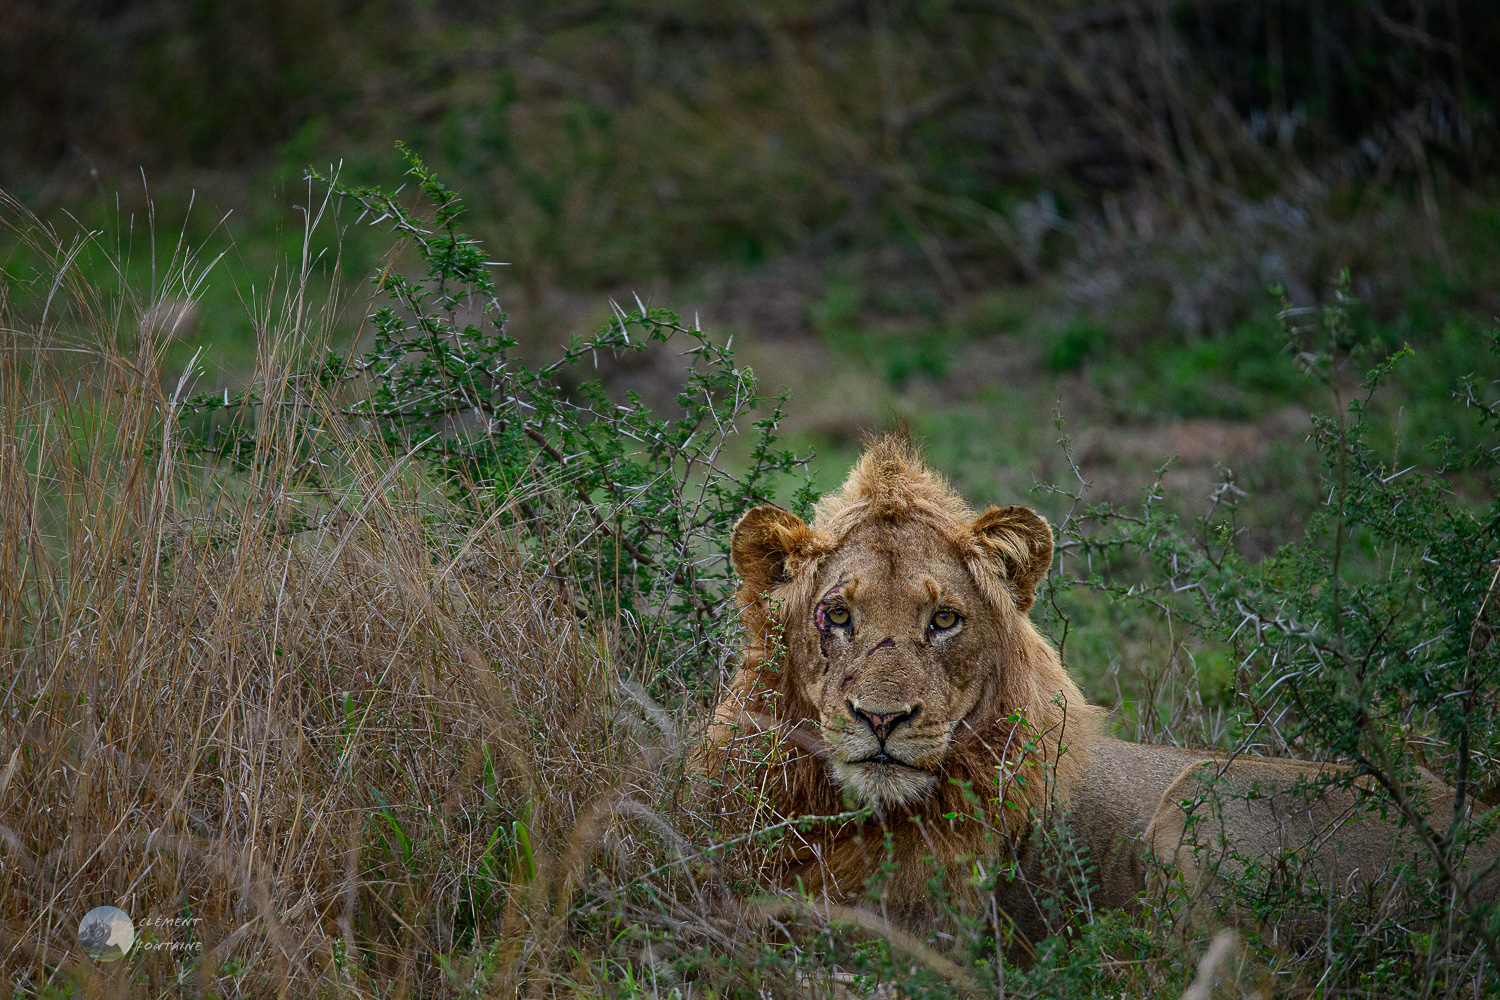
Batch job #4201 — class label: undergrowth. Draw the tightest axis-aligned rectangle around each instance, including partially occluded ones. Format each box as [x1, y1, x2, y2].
[0, 157, 1497, 998]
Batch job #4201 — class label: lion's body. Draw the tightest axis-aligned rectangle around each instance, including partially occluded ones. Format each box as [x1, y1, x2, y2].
[1144, 755, 1500, 912]
[700, 436, 1493, 945]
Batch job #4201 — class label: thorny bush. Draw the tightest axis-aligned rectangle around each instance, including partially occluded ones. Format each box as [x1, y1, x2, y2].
[1043, 276, 1500, 993]
[184, 146, 816, 699]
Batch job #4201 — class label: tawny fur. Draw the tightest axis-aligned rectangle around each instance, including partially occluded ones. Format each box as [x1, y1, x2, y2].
[700, 434, 1497, 947]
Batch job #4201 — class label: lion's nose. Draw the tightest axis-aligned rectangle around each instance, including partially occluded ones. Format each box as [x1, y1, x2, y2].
[849, 701, 920, 743]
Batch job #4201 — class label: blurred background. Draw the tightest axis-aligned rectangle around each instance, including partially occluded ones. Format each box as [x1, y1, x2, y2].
[2, 0, 1497, 536]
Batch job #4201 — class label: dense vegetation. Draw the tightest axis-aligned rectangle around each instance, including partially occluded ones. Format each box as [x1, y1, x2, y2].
[7, 1, 1499, 284]
[2, 1, 1500, 996]
[1, 151, 1496, 998]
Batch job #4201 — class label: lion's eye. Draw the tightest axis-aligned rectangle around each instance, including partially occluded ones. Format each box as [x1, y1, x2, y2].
[931, 609, 958, 631]
[827, 607, 850, 627]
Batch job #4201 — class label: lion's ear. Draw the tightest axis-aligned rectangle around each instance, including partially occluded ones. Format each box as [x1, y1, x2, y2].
[970, 505, 1054, 613]
[732, 506, 815, 596]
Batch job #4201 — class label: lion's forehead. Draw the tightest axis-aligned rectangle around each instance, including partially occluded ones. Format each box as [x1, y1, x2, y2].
[811, 524, 978, 613]
[794, 525, 994, 704]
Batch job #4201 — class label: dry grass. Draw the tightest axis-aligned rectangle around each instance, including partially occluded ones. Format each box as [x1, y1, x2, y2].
[0, 191, 1024, 1000]
[0, 195, 706, 997]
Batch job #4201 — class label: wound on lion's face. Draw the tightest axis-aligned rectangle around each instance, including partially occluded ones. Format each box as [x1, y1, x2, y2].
[789, 519, 999, 809]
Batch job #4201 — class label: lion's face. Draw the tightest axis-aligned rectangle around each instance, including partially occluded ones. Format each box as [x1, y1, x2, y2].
[797, 520, 1001, 807]
[731, 479, 1055, 810]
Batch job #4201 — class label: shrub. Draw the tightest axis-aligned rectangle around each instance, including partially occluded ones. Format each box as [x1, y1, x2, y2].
[193, 146, 816, 699]
[1045, 320, 1107, 373]
[1046, 276, 1500, 989]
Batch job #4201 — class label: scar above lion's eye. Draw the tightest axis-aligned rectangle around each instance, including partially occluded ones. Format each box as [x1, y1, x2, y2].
[931, 609, 959, 631]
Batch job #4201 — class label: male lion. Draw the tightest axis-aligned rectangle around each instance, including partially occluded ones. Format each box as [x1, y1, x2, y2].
[701, 435, 1495, 948]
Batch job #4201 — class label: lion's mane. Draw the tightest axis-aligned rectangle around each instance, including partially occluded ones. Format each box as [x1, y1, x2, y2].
[703, 436, 1101, 928]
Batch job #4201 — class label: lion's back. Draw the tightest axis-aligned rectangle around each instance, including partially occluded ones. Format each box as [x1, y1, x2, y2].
[1144, 754, 1500, 911]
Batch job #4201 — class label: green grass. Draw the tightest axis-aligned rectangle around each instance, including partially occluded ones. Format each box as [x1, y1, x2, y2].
[1, 179, 392, 375]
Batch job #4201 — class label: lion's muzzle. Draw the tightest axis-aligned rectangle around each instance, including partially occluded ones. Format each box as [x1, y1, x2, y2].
[848, 699, 920, 745]
[827, 698, 951, 807]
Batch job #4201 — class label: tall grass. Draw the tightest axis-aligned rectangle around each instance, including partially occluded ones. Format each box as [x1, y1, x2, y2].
[0, 190, 667, 996]
[0, 182, 1010, 1000]
[4, 173, 1496, 998]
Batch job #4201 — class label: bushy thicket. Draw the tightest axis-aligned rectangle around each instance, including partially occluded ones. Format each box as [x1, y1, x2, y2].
[0, 162, 819, 998]
[182, 147, 814, 698]
[1, 157, 1497, 998]
[1041, 279, 1500, 992]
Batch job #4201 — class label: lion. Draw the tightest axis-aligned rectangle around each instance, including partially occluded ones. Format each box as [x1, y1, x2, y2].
[699, 434, 1496, 949]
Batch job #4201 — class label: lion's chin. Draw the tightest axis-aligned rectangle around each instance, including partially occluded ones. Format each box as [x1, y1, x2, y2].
[830, 759, 937, 809]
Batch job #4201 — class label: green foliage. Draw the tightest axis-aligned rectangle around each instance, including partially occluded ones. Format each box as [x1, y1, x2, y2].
[831, 326, 957, 386]
[814, 271, 963, 385]
[1045, 320, 1107, 373]
[1116, 316, 1305, 419]
[1049, 274, 1500, 980]
[10, 2, 1499, 291]
[182, 148, 816, 694]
